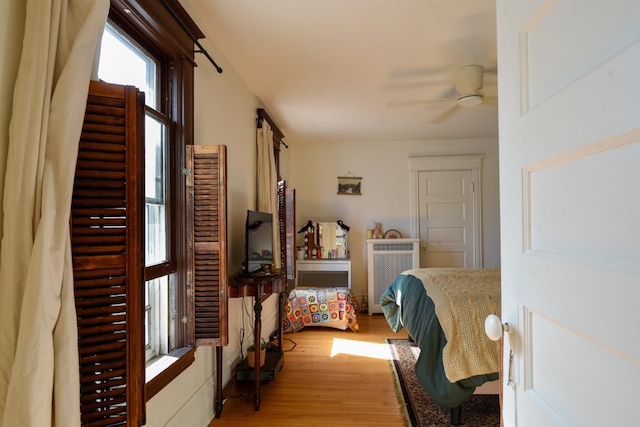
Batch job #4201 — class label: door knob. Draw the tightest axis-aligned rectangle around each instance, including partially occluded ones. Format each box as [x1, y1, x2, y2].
[485, 314, 514, 386]
[484, 314, 509, 341]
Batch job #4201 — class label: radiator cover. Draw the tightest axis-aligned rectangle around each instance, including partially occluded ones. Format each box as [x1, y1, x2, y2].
[367, 238, 420, 314]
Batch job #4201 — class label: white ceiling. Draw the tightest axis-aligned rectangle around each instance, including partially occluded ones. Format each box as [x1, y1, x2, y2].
[182, 0, 498, 144]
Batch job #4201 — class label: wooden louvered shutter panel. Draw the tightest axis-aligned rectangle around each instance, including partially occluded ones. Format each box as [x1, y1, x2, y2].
[277, 180, 287, 274]
[186, 145, 228, 346]
[284, 187, 296, 280]
[71, 80, 145, 426]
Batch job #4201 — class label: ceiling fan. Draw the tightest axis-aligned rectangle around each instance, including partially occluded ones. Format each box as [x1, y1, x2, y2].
[387, 64, 497, 122]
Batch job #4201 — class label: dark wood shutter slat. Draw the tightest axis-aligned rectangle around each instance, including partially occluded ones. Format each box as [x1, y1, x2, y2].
[73, 254, 126, 271]
[78, 140, 126, 152]
[72, 80, 145, 426]
[79, 348, 127, 362]
[186, 145, 228, 347]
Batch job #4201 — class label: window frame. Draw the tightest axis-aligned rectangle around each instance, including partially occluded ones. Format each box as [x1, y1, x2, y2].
[107, 0, 200, 401]
[143, 101, 173, 363]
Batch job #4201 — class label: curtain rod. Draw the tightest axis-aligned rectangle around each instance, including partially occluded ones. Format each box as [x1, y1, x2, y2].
[158, 0, 223, 73]
[257, 117, 288, 149]
[257, 109, 288, 148]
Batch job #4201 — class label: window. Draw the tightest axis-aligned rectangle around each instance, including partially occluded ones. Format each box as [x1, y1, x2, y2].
[72, 1, 227, 424]
[94, 0, 206, 403]
[143, 111, 171, 362]
[96, 3, 194, 398]
[99, 23, 173, 365]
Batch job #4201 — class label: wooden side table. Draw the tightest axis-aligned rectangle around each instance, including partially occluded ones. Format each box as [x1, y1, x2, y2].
[215, 271, 287, 415]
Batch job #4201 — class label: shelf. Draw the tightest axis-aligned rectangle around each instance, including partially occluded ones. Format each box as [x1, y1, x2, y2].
[235, 351, 284, 382]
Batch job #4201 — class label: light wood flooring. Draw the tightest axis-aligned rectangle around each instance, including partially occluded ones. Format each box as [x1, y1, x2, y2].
[209, 313, 409, 427]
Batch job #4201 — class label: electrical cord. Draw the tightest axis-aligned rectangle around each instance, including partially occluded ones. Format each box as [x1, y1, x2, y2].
[281, 337, 297, 352]
[222, 384, 268, 404]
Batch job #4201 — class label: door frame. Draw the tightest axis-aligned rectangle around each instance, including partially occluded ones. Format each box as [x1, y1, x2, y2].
[409, 155, 484, 268]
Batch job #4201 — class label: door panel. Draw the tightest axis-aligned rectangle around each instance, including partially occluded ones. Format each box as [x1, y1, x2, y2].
[419, 170, 474, 268]
[527, 142, 640, 269]
[497, 0, 640, 425]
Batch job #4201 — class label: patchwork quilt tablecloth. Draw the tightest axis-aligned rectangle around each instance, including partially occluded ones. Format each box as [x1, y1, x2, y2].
[283, 287, 360, 332]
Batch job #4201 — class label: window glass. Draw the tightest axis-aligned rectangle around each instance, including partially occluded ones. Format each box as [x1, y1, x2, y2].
[98, 24, 157, 108]
[146, 275, 169, 361]
[145, 113, 168, 266]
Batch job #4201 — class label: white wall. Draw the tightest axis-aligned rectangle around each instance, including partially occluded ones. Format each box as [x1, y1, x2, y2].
[288, 138, 501, 306]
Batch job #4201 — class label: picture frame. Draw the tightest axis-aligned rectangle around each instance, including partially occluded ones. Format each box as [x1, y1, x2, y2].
[337, 176, 362, 195]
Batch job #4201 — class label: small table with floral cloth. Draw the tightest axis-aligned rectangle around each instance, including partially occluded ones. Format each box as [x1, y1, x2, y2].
[283, 287, 360, 332]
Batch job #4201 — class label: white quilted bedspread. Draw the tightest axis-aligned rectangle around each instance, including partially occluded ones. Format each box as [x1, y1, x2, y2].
[404, 268, 501, 383]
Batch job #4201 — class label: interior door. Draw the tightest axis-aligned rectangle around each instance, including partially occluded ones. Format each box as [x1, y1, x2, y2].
[497, 1, 640, 426]
[410, 155, 483, 269]
[418, 170, 475, 268]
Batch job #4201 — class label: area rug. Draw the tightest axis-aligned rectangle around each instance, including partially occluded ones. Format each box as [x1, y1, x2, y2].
[386, 338, 500, 427]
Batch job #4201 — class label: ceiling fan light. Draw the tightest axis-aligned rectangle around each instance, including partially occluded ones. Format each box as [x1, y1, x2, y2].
[457, 94, 483, 107]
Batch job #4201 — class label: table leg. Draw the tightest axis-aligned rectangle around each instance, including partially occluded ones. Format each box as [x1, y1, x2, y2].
[214, 346, 223, 417]
[253, 284, 263, 411]
[278, 290, 287, 350]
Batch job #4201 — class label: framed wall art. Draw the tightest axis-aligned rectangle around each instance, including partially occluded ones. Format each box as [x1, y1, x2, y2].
[337, 175, 362, 195]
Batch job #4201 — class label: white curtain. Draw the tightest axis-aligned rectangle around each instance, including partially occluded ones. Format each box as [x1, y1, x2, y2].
[256, 122, 281, 269]
[0, 0, 109, 425]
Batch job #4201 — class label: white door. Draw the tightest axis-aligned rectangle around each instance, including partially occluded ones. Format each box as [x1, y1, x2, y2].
[418, 170, 475, 268]
[409, 155, 483, 269]
[497, 1, 640, 426]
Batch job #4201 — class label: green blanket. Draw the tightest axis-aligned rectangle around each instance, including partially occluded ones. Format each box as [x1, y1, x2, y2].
[380, 273, 498, 409]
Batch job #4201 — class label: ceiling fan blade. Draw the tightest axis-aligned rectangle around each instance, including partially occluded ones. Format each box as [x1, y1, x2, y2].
[430, 103, 460, 123]
[386, 98, 455, 108]
[387, 64, 498, 114]
[382, 75, 452, 92]
[389, 66, 455, 79]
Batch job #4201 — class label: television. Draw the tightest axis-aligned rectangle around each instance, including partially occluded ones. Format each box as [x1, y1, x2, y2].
[244, 210, 274, 274]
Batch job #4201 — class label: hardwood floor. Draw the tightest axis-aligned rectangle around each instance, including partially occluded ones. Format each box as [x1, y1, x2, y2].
[209, 313, 409, 427]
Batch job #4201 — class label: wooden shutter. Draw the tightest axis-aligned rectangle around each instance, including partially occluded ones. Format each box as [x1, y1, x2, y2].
[284, 186, 296, 280]
[186, 145, 228, 346]
[276, 180, 296, 280]
[71, 80, 145, 426]
[277, 180, 287, 274]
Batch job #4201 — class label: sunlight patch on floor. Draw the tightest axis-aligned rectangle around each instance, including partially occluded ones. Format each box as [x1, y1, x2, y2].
[330, 338, 394, 360]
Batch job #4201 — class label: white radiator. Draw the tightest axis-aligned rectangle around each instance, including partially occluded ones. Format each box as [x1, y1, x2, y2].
[367, 238, 420, 314]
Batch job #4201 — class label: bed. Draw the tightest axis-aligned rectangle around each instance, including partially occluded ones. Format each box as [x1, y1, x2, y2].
[283, 287, 360, 333]
[380, 268, 500, 424]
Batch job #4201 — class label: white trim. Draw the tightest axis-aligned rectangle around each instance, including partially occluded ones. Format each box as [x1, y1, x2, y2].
[409, 154, 483, 172]
[408, 155, 484, 268]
